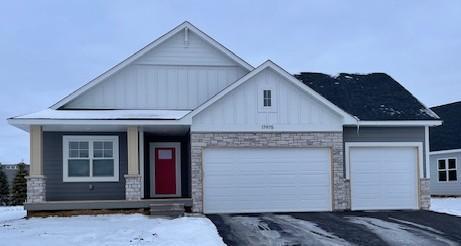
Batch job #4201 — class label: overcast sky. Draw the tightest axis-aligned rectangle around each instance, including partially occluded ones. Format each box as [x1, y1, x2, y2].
[1, 1, 460, 163]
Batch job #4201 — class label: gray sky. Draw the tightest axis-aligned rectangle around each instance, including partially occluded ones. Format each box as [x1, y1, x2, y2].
[1, 0, 460, 164]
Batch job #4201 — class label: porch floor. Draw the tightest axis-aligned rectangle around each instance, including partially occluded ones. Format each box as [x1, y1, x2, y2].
[24, 198, 192, 211]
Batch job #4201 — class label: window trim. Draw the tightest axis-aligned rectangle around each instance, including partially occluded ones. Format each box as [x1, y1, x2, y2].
[63, 135, 119, 182]
[263, 89, 272, 107]
[258, 85, 276, 112]
[437, 157, 457, 183]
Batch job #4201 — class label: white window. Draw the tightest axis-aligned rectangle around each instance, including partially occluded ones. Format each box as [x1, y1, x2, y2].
[258, 86, 276, 112]
[63, 136, 119, 182]
[438, 158, 457, 182]
[263, 89, 272, 107]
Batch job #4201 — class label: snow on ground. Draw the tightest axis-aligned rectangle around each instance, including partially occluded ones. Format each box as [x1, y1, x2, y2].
[0, 207, 225, 246]
[431, 197, 461, 217]
[0, 206, 26, 222]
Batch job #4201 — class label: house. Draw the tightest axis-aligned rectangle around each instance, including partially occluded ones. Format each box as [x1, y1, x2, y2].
[1, 163, 30, 189]
[7, 22, 441, 214]
[429, 101, 461, 196]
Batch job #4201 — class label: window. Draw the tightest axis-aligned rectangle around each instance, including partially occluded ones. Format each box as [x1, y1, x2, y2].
[63, 136, 119, 182]
[258, 86, 276, 112]
[438, 158, 457, 182]
[263, 89, 272, 107]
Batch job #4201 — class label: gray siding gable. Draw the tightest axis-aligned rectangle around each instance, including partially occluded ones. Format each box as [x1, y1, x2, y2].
[43, 132, 127, 201]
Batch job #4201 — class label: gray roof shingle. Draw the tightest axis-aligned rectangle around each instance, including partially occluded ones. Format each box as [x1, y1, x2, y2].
[430, 101, 461, 151]
[294, 72, 439, 121]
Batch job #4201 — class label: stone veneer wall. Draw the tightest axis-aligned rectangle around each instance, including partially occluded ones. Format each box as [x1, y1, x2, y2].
[419, 178, 430, 209]
[26, 176, 46, 203]
[124, 174, 142, 200]
[191, 132, 347, 213]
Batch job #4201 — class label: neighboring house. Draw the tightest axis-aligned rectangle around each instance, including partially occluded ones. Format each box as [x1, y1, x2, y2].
[1, 163, 30, 189]
[8, 22, 441, 214]
[429, 101, 461, 196]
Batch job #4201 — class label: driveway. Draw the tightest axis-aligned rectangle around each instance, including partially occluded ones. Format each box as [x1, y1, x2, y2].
[207, 211, 461, 246]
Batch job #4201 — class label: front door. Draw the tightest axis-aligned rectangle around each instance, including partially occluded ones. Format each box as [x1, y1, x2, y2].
[150, 143, 181, 197]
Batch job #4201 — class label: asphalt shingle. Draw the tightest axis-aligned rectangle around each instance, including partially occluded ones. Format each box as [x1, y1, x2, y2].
[294, 72, 439, 121]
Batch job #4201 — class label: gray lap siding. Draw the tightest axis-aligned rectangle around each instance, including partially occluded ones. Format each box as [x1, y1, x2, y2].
[43, 132, 127, 201]
[343, 126, 426, 176]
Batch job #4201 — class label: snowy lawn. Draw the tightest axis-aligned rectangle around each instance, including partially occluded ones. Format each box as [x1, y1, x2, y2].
[0, 207, 225, 246]
[431, 197, 461, 217]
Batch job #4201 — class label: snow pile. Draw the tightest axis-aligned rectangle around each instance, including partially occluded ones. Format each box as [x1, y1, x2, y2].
[431, 197, 461, 217]
[0, 206, 26, 222]
[0, 209, 225, 246]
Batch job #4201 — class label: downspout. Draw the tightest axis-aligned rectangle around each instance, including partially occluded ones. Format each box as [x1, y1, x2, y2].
[353, 116, 360, 135]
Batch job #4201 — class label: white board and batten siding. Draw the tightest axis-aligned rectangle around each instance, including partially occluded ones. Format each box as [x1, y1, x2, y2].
[192, 67, 344, 132]
[64, 30, 247, 110]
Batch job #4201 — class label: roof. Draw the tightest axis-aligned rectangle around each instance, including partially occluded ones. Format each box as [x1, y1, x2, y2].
[294, 72, 440, 121]
[50, 21, 253, 110]
[11, 109, 190, 120]
[429, 101, 461, 151]
[185, 60, 356, 124]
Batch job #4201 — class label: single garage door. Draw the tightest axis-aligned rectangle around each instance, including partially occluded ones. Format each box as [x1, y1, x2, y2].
[349, 146, 418, 210]
[203, 148, 332, 213]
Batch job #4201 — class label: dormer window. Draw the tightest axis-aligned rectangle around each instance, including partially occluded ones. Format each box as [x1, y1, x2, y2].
[263, 90, 272, 107]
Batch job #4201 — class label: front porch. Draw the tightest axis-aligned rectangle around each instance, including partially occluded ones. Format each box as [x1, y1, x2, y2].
[25, 123, 193, 214]
[24, 198, 192, 211]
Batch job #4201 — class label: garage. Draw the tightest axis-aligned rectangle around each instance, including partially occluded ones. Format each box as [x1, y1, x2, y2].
[348, 145, 420, 210]
[202, 148, 332, 213]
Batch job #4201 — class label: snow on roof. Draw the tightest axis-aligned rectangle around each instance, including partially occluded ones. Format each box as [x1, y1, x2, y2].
[12, 109, 191, 120]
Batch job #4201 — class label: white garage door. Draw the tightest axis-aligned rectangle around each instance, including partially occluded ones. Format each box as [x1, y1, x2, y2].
[203, 148, 332, 213]
[349, 146, 418, 210]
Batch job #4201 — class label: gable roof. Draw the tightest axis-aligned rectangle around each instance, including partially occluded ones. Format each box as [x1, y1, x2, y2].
[430, 101, 461, 151]
[50, 21, 253, 109]
[294, 72, 440, 121]
[186, 60, 356, 123]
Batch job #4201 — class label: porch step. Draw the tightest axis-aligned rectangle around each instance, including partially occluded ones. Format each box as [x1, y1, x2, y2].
[149, 203, 185, 217]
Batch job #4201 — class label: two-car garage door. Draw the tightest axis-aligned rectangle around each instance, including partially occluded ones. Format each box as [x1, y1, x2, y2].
[203, 148, 332, 213]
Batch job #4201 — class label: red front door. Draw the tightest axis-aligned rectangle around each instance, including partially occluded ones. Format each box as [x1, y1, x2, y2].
[154, 147, 176, 195]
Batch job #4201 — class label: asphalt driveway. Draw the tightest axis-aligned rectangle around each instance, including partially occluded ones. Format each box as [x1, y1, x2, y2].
[207, 211, 461, 246]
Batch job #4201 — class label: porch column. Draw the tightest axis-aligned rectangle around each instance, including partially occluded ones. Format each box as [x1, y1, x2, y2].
[124, 126, 142, 200]
[26, 125, 46, 203]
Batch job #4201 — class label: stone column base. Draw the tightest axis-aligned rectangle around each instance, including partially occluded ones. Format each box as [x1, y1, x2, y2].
[26, 175, 46, 203]
[125, 174, 142, 200]
[420, 178, 430, 209]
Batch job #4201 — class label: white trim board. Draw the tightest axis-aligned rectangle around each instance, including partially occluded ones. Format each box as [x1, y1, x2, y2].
[425, 126, 430, 179]
[344, 142, 425, 180]
[149, 142, 182, 198]
[139, 128, 145, 199]
[50, 21, 253, 109]
[186, 60, 356, 124]
[430, 149, 461, 155]
[345, 120, 442, 127]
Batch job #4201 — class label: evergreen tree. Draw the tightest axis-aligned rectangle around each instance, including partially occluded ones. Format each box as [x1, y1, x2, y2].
[11, 163, 28, 205]
[0, 165, 9, 205]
